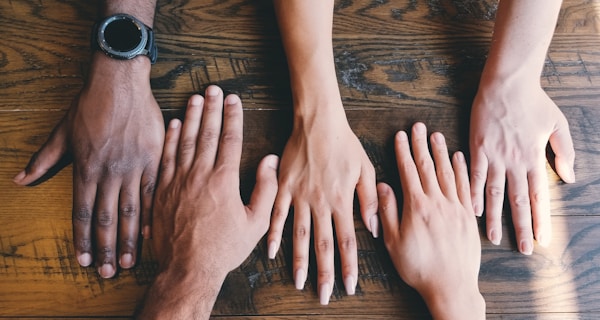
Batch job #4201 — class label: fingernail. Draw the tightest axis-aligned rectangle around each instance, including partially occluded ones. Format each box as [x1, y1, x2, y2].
[13, 170, 26, 182]
[169, 119, 181, 129]
[414, 122, 426, 134]
[432, 132, 445, 144]
[489, 229, 501, 245]
[455, 151, 465, 163]
[295, 268, 306, 290]
[369, 215, 379, 238]
[396, 131, 408, 141]
[77, 253, 92, 267]
[142, 226, 151, 239]
[225, 94, 240, 105]
[266, 155, 279, 170]
[520, 239, 533, 255]
[267, 241, 278, 259]
[120, 253, 134, 269]
[344, 275, 356, 295]
[98, 263, 115, 278]
[189, 94, 203, 106]
[319, 283, 331, 305]
[473, 203, 482, 217]
[206, 85, 220, 96]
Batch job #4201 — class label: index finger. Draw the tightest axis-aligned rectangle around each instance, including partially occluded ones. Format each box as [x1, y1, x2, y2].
[394, 130, 422, 196]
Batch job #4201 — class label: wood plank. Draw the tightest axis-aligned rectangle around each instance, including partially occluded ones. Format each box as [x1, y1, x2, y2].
[2, 0, 600, 318]
[2, 110, 600, 317]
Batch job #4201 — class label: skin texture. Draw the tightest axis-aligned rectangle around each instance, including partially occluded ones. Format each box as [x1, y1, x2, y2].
[470, 0, 575, 254]
[13, 1, 163, 277]
[379, 123, 485, 319]
[136, 86, 279, 319]
[267, 0, 378, 305]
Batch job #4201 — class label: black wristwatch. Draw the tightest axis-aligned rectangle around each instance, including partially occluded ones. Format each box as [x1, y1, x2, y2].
[91, 13, 157, 64]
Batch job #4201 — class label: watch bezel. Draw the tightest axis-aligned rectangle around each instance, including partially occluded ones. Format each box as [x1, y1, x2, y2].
[96, 14, 148, 60]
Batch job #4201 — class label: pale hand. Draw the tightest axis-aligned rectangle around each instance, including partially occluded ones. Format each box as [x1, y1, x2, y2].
[379, 122, 484, 319]
[267, 107, 378, 304]
[469, 81, 575, 254]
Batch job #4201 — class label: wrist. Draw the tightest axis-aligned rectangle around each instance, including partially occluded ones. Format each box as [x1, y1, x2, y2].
[86, 52, 152, 90]
[137, 261, 227, 319]
[421, 285, 485, 320]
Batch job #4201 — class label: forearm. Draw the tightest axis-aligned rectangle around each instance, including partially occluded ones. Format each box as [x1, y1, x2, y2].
[136, 266, 227, 320]
[482, 0, 562, 84]
[274, 0, 342, 117]
[86, 1, 159, 99]
[101, 0, 157, 26]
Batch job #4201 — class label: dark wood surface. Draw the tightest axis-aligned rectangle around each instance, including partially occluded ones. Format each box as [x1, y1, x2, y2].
[1, 0, 600, 318]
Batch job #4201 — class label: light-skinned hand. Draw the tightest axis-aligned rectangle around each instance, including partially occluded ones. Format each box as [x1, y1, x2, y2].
[379, 122, 484, 319]
[268, 104, 378, 304]
[470, 81, 575, 254]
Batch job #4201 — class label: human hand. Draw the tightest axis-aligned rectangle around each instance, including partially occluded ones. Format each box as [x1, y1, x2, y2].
[470, 81, 575, 254]
[13, 54, 165, 277]
[138, 87, 279, 319]
[267, 106, 378, 305]
[378, 122, 484, 319]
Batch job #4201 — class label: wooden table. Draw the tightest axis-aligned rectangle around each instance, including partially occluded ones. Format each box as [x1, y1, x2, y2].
[1, 0, 599, 318]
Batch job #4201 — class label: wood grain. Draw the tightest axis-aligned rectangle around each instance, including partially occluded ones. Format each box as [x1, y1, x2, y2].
[1, 0, 600, 318]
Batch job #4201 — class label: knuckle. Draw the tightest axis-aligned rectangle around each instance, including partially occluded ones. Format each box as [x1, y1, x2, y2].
[416, 158, 434, 171]
[97, 210, 114, 227]
[76, 165, 96, 183]
[294, 225, 309, 240]
[160, 157, 174, 172]
[220, 132, 242, 146]
[512, 194, 531, 208]
[273, 207, 289, 221]
[73, 206, 93, 223]
[471, 169, 486, 182]
[318, 270, 333, 281]
[142, 179, 156, 196]
[199, 129, 219, 143]
[338, 235, 356, 252]
[119, 205, 138, 218]
[530, 190, 546, 204]
[364, 198, 378, 213]
[293, 255, 307, 265]
[178, 138, 196, 156]
[486, 185, 504, 198]
[74, 239, 92, 252]
[316, 239, 333, 254]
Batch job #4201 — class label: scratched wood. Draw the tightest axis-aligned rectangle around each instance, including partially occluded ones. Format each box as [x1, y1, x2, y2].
[1, 0, 600, 318]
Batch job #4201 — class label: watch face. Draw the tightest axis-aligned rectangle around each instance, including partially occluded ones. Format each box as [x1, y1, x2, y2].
[104, 18, 142, 52]
[98, 14, 148, 59]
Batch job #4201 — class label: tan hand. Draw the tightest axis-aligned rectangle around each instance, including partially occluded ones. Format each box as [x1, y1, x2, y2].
[470, 82, 575, 254]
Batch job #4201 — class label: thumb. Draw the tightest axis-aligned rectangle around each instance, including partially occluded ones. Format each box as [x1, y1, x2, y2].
[14, 118, 69, 186]
[549, 116, 575, 183]
[247, 154, 280, 230]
